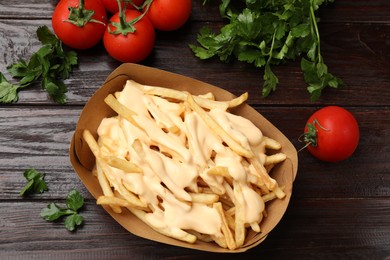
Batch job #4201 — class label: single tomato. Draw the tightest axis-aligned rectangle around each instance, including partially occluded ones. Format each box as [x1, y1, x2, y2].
[103, 9, 155, 63]
[52, 0, 107, 49]
[102, 0, 145, 14]
[303, 106, 360, 162]
[144, 0, 192, 31]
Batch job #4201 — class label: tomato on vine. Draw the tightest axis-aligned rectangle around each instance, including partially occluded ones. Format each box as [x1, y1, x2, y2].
[103, 5, 155, 63]
[302, 106, 360, 162]
[52, 0, 107, 49]
[144, 0, 192, 31]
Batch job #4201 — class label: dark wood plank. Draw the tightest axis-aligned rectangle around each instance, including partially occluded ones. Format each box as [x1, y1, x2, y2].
[0, 198, 389, 259]
[0, 0, 57, 19]
[319, 0, 390, 23]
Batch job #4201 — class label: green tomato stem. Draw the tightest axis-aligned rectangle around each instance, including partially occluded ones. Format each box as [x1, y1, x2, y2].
[78, 0, 85, 18]
[110, 0, 153, 35]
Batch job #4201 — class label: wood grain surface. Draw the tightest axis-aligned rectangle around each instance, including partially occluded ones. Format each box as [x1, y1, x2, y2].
[0, 1, 389, 259]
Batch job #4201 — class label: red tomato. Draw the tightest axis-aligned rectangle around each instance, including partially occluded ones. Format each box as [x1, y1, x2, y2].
[52, 0, 107, 49]
[303, 106, 360, 162]
[103, 10, 155, 63]
[144, 0, 192, 31]
[102, 0, 145, 14]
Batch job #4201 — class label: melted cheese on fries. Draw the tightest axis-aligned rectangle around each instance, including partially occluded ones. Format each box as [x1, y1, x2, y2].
[84, 80, 286, 249]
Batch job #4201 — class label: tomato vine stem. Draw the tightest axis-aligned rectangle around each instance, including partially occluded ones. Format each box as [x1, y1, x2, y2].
[109, 0, 152, 35]
[298, 118, 329, 152]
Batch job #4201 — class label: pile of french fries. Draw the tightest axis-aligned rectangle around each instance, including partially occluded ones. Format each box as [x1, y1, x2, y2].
[83, 80, 287, 250]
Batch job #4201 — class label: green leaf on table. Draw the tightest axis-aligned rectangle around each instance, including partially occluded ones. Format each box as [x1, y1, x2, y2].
[37, 25, 59, 46]
[64, 213, 84, 231]
[262, 64, 279, 97]
[40, 203, 71, 221]
[66, 189, 85, 211]
[42, 78, 67, 104]
[40, 189, 85, 231]
[0, 81, 21, 103]
[20, 168, 48, 196]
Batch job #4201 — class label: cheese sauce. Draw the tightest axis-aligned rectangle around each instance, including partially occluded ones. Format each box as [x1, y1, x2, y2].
[96, 80, 268, 237]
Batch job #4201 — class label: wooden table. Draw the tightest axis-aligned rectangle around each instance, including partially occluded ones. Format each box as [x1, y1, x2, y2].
[1, 1, 389, 259]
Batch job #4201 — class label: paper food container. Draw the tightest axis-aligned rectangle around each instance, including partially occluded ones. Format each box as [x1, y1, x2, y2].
[69, 63, 298, 253]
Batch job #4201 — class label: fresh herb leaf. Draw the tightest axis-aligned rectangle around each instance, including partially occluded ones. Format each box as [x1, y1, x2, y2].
[263, 64, 279, 97]
[41, 203, 72, 221]
[37, 25, 59, 45]
[66, 189, 85, 211]
[20, 168, 48, 196]
[0, 74, 22, 103]
[64, 213, 84, 231]
[40, 189, 85, 231]
[4, 25, 78, 104]
[192, 0, 342, 101]
[0, 77, 21, 103]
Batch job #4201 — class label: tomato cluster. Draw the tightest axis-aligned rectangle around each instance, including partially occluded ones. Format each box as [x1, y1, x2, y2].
[51, 0, 192, 63]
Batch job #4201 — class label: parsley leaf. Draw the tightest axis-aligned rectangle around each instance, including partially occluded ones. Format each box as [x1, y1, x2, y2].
[40, 189, 85, 231]
[191, 0, 342, 101]
[40, 203, 73, 221]
[66, 189, 85, 212]
[64, 213, 84, 231]
[0, 72, 23, 103]
[4, 25, 78, 104]
[20, 169, 48, 196]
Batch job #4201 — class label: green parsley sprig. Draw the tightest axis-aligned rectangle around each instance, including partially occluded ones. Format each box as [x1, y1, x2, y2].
[1, 25, 77, 104]
[191, 0, 342, 101]
[40, 189, 85, 231]
[19, 168, 48, 196]
[0, 72, 24, 103]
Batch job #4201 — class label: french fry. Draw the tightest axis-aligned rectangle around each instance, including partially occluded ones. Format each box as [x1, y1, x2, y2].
[214, 202, 236, 250]
[99, 158, 148, 210]
[263, 136, 282, 150]
[206, 166, 230, 178]
[227, 92, 248, 108]
[186, 94, 253, 158]
[224, 209, 236, 231]
[273, 185, 286, 199]
[83, 130, 100, 158]
[106, 156, 143, 173]
[261, 185, 286, 201]
[189, 192, 219, 205]
[96, 163, 122, 214]
[131, 80, 248, 110]
[265, 153, 287, 166]
[262, 191, 277, 203]
[104, 94, 142, 129]
[97, 195, 132, 207]
[223, 182, 236, 205]
[250, 222, 261, 233]
[248, 154, 277, 191]
[233, 182, 246, 247]
[83, 130, 122, 213]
